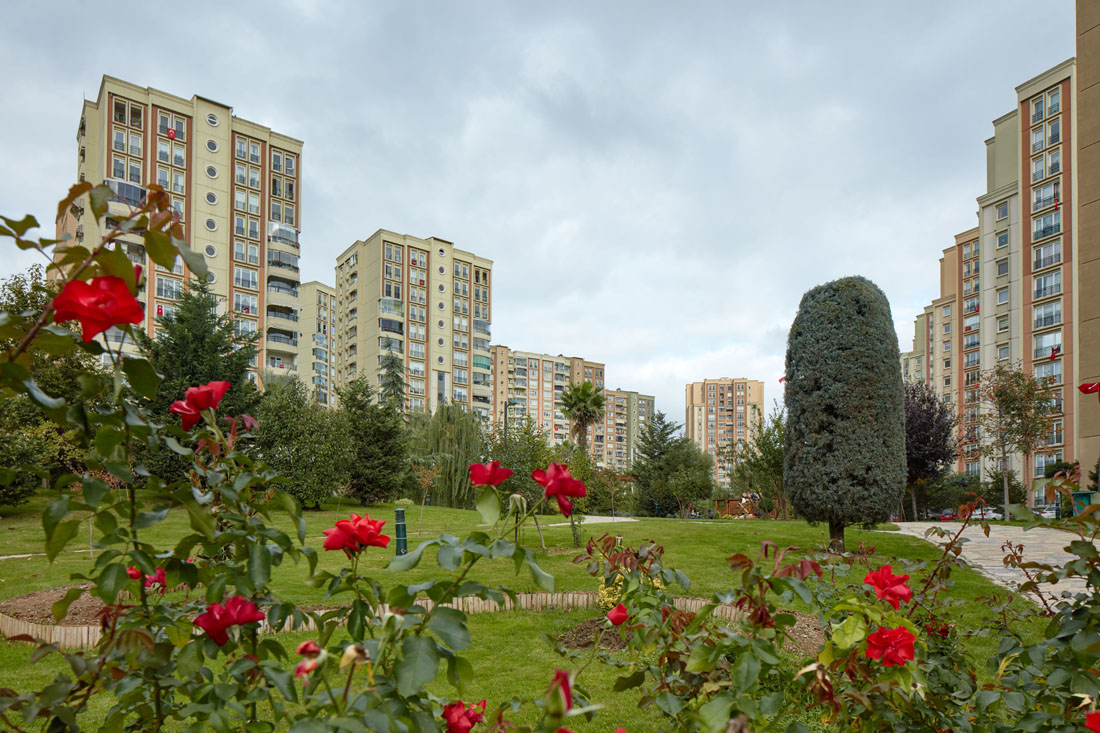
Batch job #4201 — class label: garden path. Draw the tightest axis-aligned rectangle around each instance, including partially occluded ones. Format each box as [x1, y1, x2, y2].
[545, 515, 639, 527]
[895, 521, 1096, 600]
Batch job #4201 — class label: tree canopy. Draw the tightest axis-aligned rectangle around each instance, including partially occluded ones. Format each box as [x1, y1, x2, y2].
[728, 401, 788, 519]
[903, 380, 958, 520]
[560, 381, 605, 449]
[337, 375, 409, 505]
[784, 276, 906, 551]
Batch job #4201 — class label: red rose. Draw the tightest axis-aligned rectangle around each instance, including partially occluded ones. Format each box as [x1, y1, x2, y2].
[297, 640, 322, 657]
[863, 565, 912, 610]
[607, 603, 629, 626]
[865, 626, 916, 668]
[532, 463, 587, 517]
[442, 699, 486, 733]
[170, 381, 232, 430]
[193, 595, 265, 646]
[52, 274, 145, 343]
[469, 461, 514, 487]
[322, 513, 391, 558]
[144, 567, 166, 589]
[294, 658, 317, 678]
[126, 566, 142, 580]
[546, 668, 573, 716]
[1086, 712, 1100, 732]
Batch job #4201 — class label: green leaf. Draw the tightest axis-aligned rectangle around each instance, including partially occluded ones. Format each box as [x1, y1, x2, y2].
[685, 643, 721, 673]
[56, 182, 93, 223]
[446, 655, 474, 693]
[475, 487, 500, 527]
[249, 544, 272, 591]
[654, 691, 683, 716]
[22, 376, 64, 411]
[96, 563, 131, 603]
[89, 184, 112, 219]
[612, 669, 646, 692]
[43, 496, 71, 538]
[174, 238, 208, 278]
[760, 691, 784, 715]
[731, 652, 761, 691]
[0, 214, 38, 237]
[143, 230, 176, 270]
[437, 545, 462, 571]
[831, 614, 867, 650]
[52, 587, 86, 623]
[396, 635, 441, 696]
[975, 690, 1000, 711]
[263, 667, 297, 704]
[165, 436, 194, 456]
[122, 357, 162, 400]
[428, 607, 471, 651]
[387, 540, 438, 572]
[133, 506, 171, 530]
[524, 549, 554, 592]
[94, 427, 125, 461]
[697, 693, 734, 733]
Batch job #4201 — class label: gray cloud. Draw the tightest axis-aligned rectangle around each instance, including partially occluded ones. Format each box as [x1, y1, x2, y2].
[0, 0, 1074, 422]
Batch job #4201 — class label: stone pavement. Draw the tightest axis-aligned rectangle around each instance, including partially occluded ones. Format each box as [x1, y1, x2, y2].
[894, 522, 1096, 600]
[545, 515, 638, 527]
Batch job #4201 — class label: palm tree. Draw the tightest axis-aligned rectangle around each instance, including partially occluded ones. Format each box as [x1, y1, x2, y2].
[560, 381, 605, 451]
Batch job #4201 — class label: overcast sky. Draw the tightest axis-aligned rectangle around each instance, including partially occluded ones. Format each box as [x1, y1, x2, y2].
[0, 1, 1077, 424]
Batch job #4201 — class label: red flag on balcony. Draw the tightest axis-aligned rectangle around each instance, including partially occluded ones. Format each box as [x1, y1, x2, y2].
[1080, 383, 1100, 403]
[156, 304, 163, 316]
[975, 306, 979, 313]
[1054, 197, 1060, 212]
[779, 376, 786, 383]
[1050, 346, 1061, 360]
[167, 128, 176, 140]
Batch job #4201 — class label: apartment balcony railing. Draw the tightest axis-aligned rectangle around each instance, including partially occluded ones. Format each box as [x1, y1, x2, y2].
[1033, 254, 1061, 270]
[267, 283, 299, 298]
[1033, 224, 1061, 240]
[267, 334, 298, 347]
[1035, 345, 1061, 359]
[1033, 195, 1058, 211]
[106, 179, 147, 208]
[269, 223, 299, 247]
[267, 258, 300, 273]
[1049, 132, 1061, 145]
[266, 309, 299, 323]
[379, 298, 403, 316]
[1049, 102, 1060, 115]
[1050, 161, 1061, 175]
[1032, 110, 1043, 124]
[1034, 285, 1062, 299]
[1033, 314, 1062, 329]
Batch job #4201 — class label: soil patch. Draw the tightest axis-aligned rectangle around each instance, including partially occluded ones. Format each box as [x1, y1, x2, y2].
[1, 585, 106, 626]
[781, 610, 825, 657]
[558, 616, 633, 651]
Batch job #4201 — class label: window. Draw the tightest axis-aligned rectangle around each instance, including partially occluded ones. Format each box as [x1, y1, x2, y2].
[1034, 330, 1062, 359]
[1034, 300, 1062, 329]
[233, 293, 257, 315]
[1047, 118, 1060, 145]
[157, 167, 169, 188]
[1032, 156, 1045, 182]
[943, 323, 951, 334]
[998, 344, 1010, 361]
[249, 142, 260, 164]
[1035, 360, 1062, 384]
[272, 151, 282, 172]
[1032, 127, 1045, 153]
[1048, 148, 1061, 175]
[1034, 270, 1062, 299]
[1033, 210, 1061, 240]
[205, 192, 217, 205]
[944, 376, 952, 387]
[964, 333, 980, 350]
[206, 139, 218, 153]
[234, 267, 258, 290]
[943, 340, 951, 352]
[1033, 180, 1060, 210]
[1031, 95, 1044, 123]
[236, 138, 247, 159]
[1034, 239, 1061, 270]
[964, 314, 979, 330]
[1048, 88, 1061, 115]
[155, 277, 183, 300]
[235, 164, 247, 185]
[996, 259, 1008, 277]
[996, 201, 1008, 220]
[943, 305, 951, 317]
[173, 144, 185, 167]
[997, 316, 1009, 332]
[997, 288, 1009, 305]
[285, 156, 296, 175]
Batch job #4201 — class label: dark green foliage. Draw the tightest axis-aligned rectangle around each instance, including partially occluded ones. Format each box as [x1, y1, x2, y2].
[484, 418, 552, 508]
[253, 378, 353, 508]
[633, 411, 715, 517]
[1090, 457, 1099, 492]
[377, 351, 406, 407]
[337, 376, 409, 505]
[784, 276, 906, 549]
[1043, 460, 1075, 479]
[729, 402, 788, 519]
[559, 381, 605, 447]
[409, 404, 485, 508]
[980, 469, 1026, 508]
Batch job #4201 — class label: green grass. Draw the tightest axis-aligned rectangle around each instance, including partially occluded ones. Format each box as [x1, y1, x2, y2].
[0, 493, 1040, 729]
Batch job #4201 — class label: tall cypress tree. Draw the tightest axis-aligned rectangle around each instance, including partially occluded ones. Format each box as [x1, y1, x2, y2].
[784, 276, 906, 551]
[337, 375, 409, 505]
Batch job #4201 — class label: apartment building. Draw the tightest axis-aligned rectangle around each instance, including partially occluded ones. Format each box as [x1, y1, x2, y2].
[684, 378, 765, 490]
[600, 388, 655, 471]
[900, 311, 930, 383]
[490, 347, 604, 447]
[57, 76, 304, 384]
[902, 59, 1079, 503]
[297, 281, 337, 406]
[334, 230, 492, 416]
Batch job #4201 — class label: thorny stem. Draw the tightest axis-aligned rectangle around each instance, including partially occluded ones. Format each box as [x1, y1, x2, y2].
[907, 517, 971, 619]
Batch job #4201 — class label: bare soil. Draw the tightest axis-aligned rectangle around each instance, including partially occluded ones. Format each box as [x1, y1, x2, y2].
[1, 585, 105, 626]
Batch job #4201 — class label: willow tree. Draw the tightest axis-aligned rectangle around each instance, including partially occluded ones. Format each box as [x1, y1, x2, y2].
[417, 404, 485, 508]
[784, 276, 906, 551]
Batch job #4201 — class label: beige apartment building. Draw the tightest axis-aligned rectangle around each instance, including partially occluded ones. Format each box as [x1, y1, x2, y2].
[900, 311, 931, 383]
[902, 59, 1081, 503]
[335, 230, 492, 417]
[296, 281, 337, 406]
[684, 378, 764, 490]
[56, 76, 304, 383]
[600, 388, 656, 471]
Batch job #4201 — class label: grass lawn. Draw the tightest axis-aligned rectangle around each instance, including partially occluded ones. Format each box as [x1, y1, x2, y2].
[0, 492, 1041, 729]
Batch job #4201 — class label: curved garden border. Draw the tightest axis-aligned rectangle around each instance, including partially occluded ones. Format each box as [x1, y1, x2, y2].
[0, 590, 744, 650]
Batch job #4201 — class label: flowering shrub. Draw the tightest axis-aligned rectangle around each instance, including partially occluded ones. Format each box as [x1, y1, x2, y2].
[4, 184, 1100, 731]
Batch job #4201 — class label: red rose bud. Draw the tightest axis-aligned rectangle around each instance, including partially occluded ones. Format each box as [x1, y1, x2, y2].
[546, 668, 573, 717]
[294, 658, 317, 678]
[296, 640, 322, 658]
[607, 603, 629, 626]
[170, 381, 232, 430]
[532, 463, 587, 517]
[469, 461, 514, 486]
[863, 565, 912, 610]
[126, 566, 142, 580]
[52, 275, 145, 343]
[865, 626, 916, 668]
[1086, 711, 1100, 732]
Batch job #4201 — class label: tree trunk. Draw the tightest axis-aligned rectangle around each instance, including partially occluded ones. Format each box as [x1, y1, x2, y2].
[909, 484, 918, 522]
[1023, 452, 1032, 509]
[898, 498, 905, 523]
[828, 521, 845, 553]
[532, 513, 547, 551]
[1002, 444, 1011, 520]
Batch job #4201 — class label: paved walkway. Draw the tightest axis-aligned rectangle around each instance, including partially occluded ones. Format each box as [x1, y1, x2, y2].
[894, 522, 1095, 600]
[545, 515, 638, 527]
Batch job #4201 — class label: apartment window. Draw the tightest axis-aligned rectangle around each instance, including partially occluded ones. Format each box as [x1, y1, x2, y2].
[995, 201, 1008, 220]
[235, 164, 246, 185]
[272, 151, 282, 172]
[284, 206, 295, 226]
[964, 370, 980, 386]
[173, 144, 185, 167]
[943, 340, 951, 352]
[1034, 270, 1062, 299]
[249, 142, 260, 164]
[249, 167, 260, 189]
[271, 201, 281, 222]
[964, 314, 979, 330]
[997, 288, 1008, 305]
[234, 267, 258, 290]
[1033, 180, 1060, 211]
[233, 319, 257, 338]
[1032, 156, 1045, 183]
[998, 344, 1010, 361]
[1035, 360, 1062, 384]
[964, 333, 980, 350]
[1032, 127, 1045, 153]
[156, 167, 169, 188]
[1034, 330, 1062, 359]
[944, 376, 952, 387]
[285, 156, 296, 176]
[248, 193, 259, 215]
[943, 323, 951, 334]
[233, 293, 258, 315]
[1031, 95, 1044, 123]
[1034, 239, 1062, 270]
[997, 316, 1009, 332]
[943, 358, 951, 369]
[1034, 300, 1062, 329]
[155, 277, 183, 300]
[1047, 118, 1060, 146]
[964, 352, 980, 368]
[1048, 148, 1061, 175]
[1048, 88, 1061, 115]
[248, 219, 259, 239]
[235, 190, 246, 211]
[996, 259, 1008, 277]
[943, 305, 951, 317]
[964, 296, 979, 314]
[1033, 210, 1061, 240]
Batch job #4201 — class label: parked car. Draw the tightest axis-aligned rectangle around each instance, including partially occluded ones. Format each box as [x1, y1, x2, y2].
[965, 506, 1004, 521]
[938, 508, 957, 521]
[1037, 506, 1058, 519]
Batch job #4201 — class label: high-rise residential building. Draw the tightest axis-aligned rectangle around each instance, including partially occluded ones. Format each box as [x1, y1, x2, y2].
[900, 311, 931, 383]
[296, 281, 337, 406]
[684, 378, 764, 490]
[600, 388, 655, 471]
[57, 76, 304, 383]
[1075, 2, 1100, 479]
[490, 347, 605, 449]
[904, 59, 1081, 503]
[334, 230, 492, 416]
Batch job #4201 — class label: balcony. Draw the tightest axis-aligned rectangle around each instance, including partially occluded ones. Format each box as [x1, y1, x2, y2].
[1032, 110, 1043, 124]
[268, 222, 299, 248]
[1033, 224, 1060, 240]
[106, 179, 147, 208]
[1050, 161, 1061, 175]
[1034, 285, 1062, 300]
[267, 359, 297, 372]
[1049, 132, 1060, 145]
[1033, 195, 1058, 211]
[267, 333, 298, 349]
[379, 298, 403, 317]
[267, 307, 299, 323]
[1034, 345, 1061, 359]
[267, 256, 300, 274]
[1033, 314, 1061, 329]
[1033, 254, 1061, 270]
[267, 281, 299, 305]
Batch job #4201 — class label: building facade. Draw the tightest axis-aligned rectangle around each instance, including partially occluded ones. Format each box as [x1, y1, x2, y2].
[58, 76, 304, 383]
[334, 230, 492, 416]
[600, 388, 655, 471]
[297, 281, 337, 406]
[684, 378, 764, 490]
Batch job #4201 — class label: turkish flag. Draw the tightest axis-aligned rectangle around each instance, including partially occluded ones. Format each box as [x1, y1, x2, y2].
[1051, 346, 1061, 360]
[167, 128, 176, 140]
[1054, 197, 1060, 212]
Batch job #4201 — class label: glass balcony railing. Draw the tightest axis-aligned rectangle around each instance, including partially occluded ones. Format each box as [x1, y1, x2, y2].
[267, 333, 298, 347]
[106, 179, 147, 207]
[1034, 345, 1061, 359]
[1033, 254, 1061, 270]
[379, 298, 403, 316]
[267, 283, 299, 298]
[266, 309, 299, 323]
[1034, 285, 1062, 299]
[1033, 224, 1060, 240]
[1033, 314, 1061, 329]
[268, 223, 299, 247]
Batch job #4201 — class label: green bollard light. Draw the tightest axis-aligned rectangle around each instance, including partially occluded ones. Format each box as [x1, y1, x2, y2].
[394, 507, 408, 556]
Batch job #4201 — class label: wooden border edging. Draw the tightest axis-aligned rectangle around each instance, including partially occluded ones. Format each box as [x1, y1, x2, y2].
[0, 591, 743, 650]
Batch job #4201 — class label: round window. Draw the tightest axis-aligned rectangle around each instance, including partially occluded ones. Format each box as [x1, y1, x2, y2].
[206, 139, 218, 153]
[438, 356, 444, 364]
[438, 338, 444, 346]
[438, 320, 444, 328]
[206, 272, 216, 283]
[438, 248, 445, 257]
[438, 284, 445, 292]
[438, 303, 445, 310]
[204, 218, 217, 231]
[205, 192, 217, 205]
[206, 113, 219, 126]
[438, 266, 445, 274]
[204, 245, 217, 257]
[205, 165, 218, 179]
